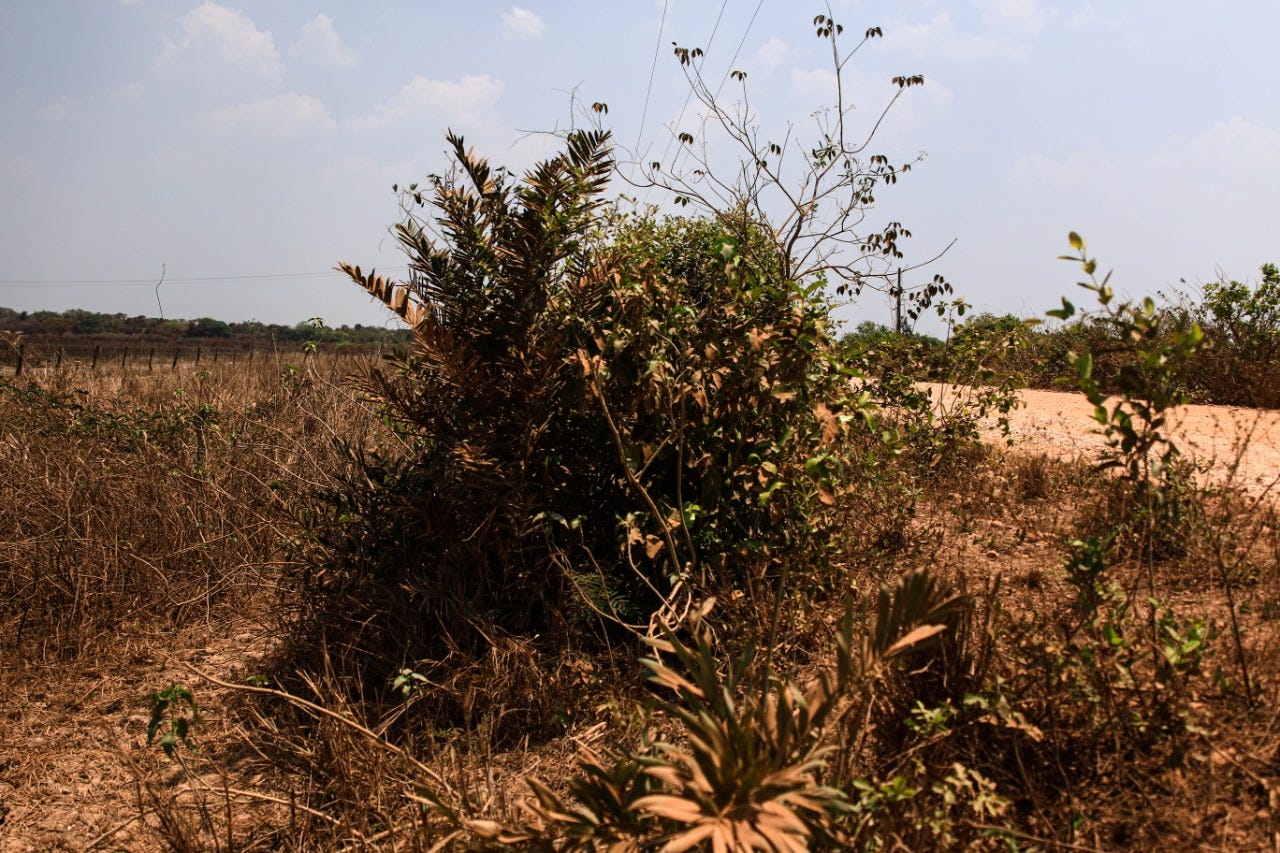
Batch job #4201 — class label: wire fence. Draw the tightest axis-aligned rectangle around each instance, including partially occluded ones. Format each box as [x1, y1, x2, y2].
[0, 340, 387, 378]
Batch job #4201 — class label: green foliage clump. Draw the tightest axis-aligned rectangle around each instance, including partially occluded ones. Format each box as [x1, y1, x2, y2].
[1184, 262, 1280, 407]
[186, 317, 232, 338]
[316, 130, 856, 670]
[840, 307, 1025, 469]
[1006, 261, 1280, 409]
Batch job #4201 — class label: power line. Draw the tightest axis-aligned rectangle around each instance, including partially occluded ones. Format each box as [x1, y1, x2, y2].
[656, 0, 731, 169]
[0, 268, 408, 288]
[637, 0, 670, 150]
[714, 0, 766, 101]
[660, 0, 767, 189]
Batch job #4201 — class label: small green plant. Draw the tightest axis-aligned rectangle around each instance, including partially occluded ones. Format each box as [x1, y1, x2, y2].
[393, 667, 429, 699]
[1048, 232, 1204, 561]
[144, 683, 202, 758]
[1152, 602, 1210, 683]
[1044, 534, 1210, 753]
[1049, 232, 1203, 492]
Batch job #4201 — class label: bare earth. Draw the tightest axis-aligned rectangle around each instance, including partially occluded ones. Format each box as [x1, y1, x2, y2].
[950, 385, 1280, 498]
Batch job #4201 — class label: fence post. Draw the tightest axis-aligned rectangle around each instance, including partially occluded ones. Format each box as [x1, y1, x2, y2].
[172, 349, 180, 370]
[91, 344, 100, 371]
[195, 347, 202, 365]
[14, 343, 24, 376]
[55, 348, 63, 370]
[121, 349, 128, 370]
[148, 348, 154, 372]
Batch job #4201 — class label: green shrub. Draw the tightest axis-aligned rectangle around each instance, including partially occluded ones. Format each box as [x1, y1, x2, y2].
[840, 307, 1024, 469]
[1184, 262, 1280, 407]
[312, 131, 858, 673]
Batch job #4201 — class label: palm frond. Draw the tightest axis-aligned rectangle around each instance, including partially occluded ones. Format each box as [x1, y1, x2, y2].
[337, 263, 426, 328]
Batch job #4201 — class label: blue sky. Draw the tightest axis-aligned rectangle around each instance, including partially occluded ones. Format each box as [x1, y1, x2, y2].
[1, 1, 1277, 332]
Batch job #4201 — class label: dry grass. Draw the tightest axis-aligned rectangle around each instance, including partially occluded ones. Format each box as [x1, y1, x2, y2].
[0, 353, 379, 662]
[3, 357, 1280, 851]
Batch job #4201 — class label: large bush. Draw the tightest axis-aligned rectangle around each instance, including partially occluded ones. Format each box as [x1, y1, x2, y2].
[308, 130, 855, 666]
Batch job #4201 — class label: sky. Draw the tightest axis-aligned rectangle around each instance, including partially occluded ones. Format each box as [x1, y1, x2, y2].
[1, 1, 1278, 333]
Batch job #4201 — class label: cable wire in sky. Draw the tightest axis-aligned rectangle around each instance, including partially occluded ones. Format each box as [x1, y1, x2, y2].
[0, 269, 408, 288]
[637, 0, 670, 150]
[665, 0, 766, 183]
[714, 0, 766, 101]
[655, 0, 731, 169]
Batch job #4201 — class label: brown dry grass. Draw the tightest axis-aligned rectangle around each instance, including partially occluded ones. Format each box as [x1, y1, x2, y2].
[0, 354, 395, 849]
[3, 361, 1280, 851]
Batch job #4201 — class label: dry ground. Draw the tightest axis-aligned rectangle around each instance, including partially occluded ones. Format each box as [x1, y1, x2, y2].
[3, 382, 1279, 850]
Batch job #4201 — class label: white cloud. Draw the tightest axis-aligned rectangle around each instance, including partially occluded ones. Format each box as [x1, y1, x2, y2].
[1067, 3, 1123, 31]
[1004, 119, 1280, 282]
[1007, 146, 1119, 194]
[501, 7, 546, 41]
[1008, 119, 1280, 204]
[1149, 116, 1280, 176]
[156, 2, 280, 78]
[887, 2, 1050, 63]
[349, 75, 505, 131]
[753, 37, 790, 76]
[789, 68, 837, 100]
[41, 95, 84, 123]
[200, 93, 335, 139]
[290, 14, 359, 68]
[111, 82, 145, 100]
[976, 0, 1052, 37]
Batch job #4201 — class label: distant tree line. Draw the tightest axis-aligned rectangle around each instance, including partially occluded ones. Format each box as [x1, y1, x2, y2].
[0, 306, 412, 346]
[840, 262, 1280, 409]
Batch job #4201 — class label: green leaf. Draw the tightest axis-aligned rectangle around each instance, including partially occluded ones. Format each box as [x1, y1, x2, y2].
[1046, 297, 1075, 320]
[1075, 351, 1093, 379]
[1068, 232, 1084, 251]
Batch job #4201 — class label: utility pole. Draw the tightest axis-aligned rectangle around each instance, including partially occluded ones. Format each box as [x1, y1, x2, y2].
[893, 267, 903, 334]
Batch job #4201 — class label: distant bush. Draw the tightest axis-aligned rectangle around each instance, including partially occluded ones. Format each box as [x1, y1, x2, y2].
[186, 317, 232, 338]
[1183, 263, 1280, 407]
[993, 262, 1279, 409]
[0, 306, 411, 346]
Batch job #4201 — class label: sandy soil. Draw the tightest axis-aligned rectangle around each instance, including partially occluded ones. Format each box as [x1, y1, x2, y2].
[942, 384, 1280, 498]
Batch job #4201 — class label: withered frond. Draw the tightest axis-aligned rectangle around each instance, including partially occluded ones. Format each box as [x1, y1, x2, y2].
[337, 263, 426, 329]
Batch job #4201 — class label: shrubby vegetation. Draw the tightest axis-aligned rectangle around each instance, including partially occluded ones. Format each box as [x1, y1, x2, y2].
[316, 130, 860, 699]
[840, 260, 1280, 413]
[3, 11, 1278, 852]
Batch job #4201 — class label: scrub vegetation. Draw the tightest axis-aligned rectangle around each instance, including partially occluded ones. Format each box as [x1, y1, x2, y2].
[3, 12, 1280, 852]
